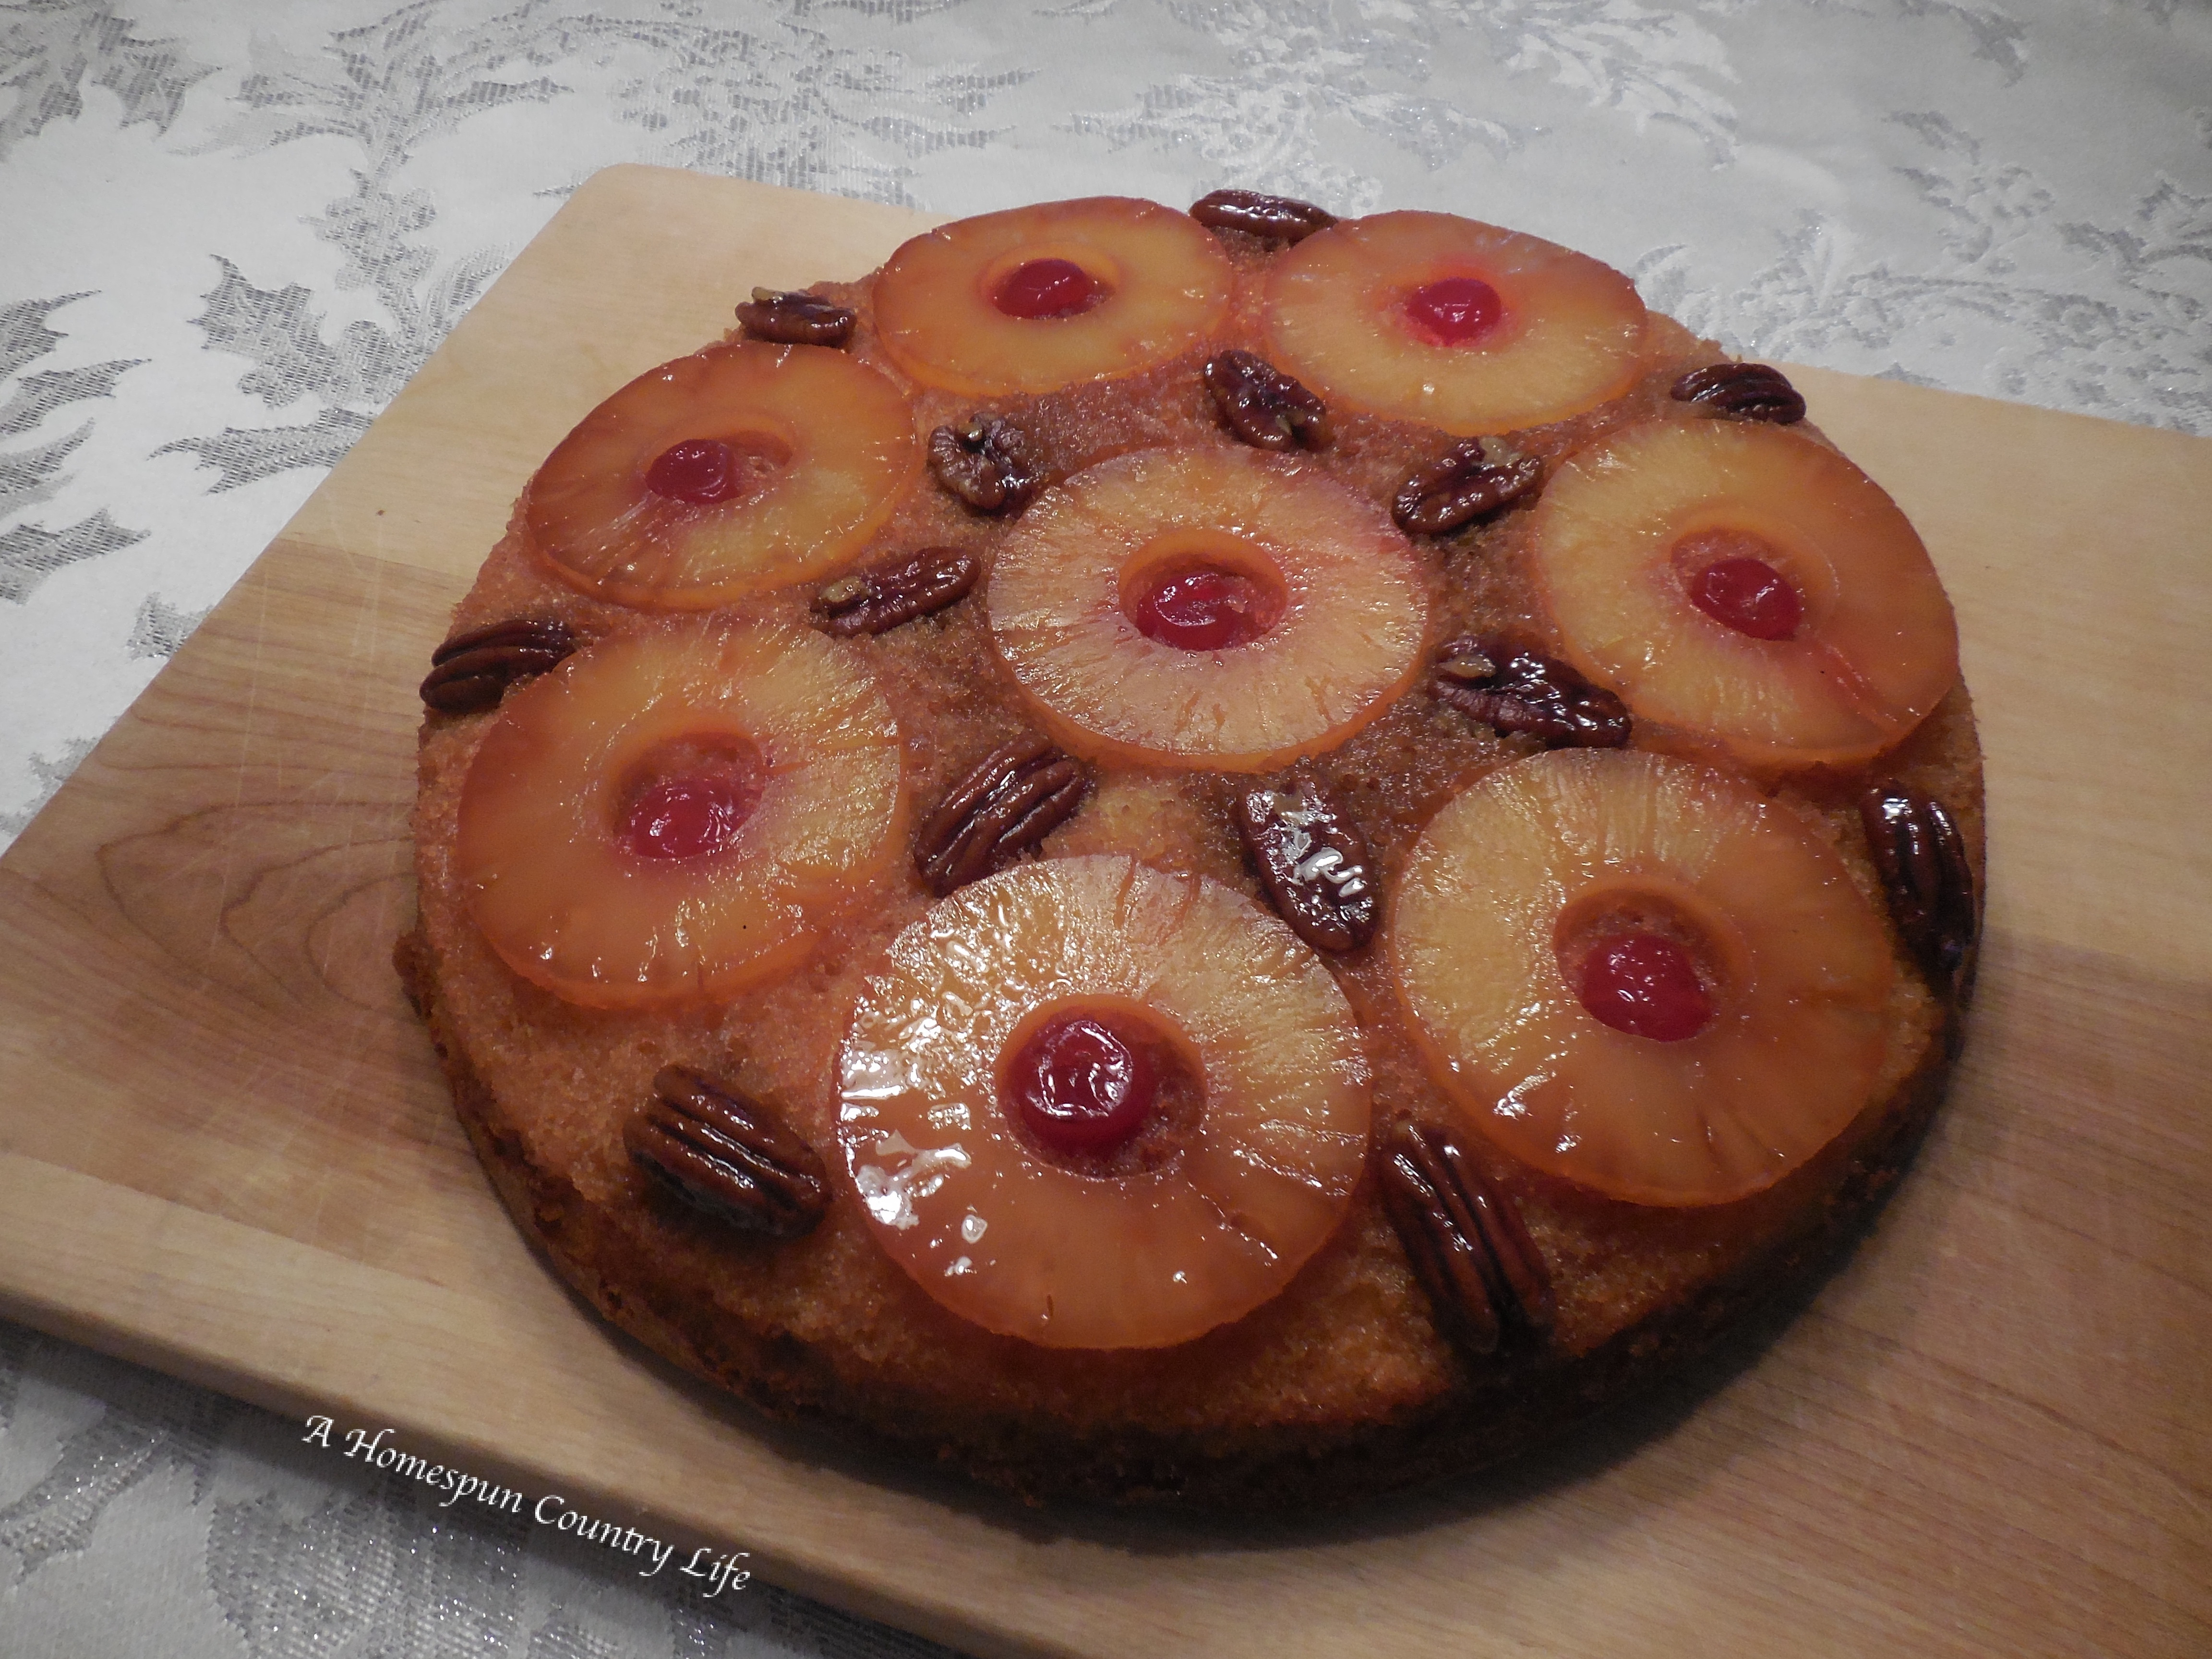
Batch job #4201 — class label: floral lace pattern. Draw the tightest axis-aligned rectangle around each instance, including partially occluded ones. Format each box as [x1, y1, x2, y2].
[1, 0, 2208, 1651]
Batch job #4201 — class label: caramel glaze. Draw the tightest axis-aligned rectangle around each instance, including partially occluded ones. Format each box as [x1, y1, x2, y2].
[404, 223, 1985, 1507]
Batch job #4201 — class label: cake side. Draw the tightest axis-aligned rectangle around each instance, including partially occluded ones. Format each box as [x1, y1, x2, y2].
[397, 890, 1966, 1507]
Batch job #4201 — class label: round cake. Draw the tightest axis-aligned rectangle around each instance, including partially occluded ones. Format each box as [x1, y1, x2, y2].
[399, 190, 1983, 1508]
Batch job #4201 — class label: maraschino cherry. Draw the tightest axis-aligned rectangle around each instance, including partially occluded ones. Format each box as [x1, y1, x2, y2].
[620, 776, 757, 861]
[645, 438, 742, 504]
[1403, 276, 1503, 346]
[1691, 555, 1802, 641]
[1577, 932, 1712, 1041]
[619, 742, 764, 862]
[1007, 1009, 1160, 1154]
[993, 258, 1098, 319]
[1129, 567, 1272, 651]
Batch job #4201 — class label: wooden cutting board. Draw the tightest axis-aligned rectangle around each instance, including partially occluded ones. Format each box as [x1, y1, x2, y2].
[0, 166, 2205, 1659]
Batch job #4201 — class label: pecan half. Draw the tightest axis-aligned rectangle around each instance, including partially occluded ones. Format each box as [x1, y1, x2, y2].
[917, 735, 1088, 896]
[627, 1065, 828, 1238]
[1378, 1118, 1554, 1357]
[419, 617, 577, 713]
[928, 414, 1045, 514]
[1189, 188, 1337, 243]
[1203, 350, 1332, 452]
[1392, 439, 1544, 536]
[1234, 776, 1378, 953]
[1860, 785, 1979, 1005]
[1670, 361, 1806, 425]
[1433, 637, 1631, 749]
[735, 287, 855, 348]
[812, 546, 979, 637]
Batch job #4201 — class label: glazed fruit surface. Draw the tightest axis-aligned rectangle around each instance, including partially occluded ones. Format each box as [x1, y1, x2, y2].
[986, 445, 1428, 770]
[873, 196, 1235, 396]
[1394, 748, 1897, 1206]
[1529, 419, 1960, 769]
[408, 193, 1983, 1506]
[1264, 211, 1649, 434]
[839, 854, 1368, 1349]
[456, 621, 904, 1007]
[526, 343, 917, 609]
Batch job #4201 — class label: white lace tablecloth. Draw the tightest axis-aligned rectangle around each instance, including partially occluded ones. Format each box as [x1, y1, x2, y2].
[1, 1, 2206, 1654]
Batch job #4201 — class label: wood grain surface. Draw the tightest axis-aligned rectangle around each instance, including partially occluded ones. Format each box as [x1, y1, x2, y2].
[0, 166, 2205, 1659]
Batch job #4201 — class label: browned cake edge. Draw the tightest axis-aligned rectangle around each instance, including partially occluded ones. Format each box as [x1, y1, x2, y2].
[395, 919, 1964, 1509]
[396, 211, 1988, 1510]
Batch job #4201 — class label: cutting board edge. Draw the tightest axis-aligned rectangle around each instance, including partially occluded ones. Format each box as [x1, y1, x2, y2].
[0, 1149, 1134, 1659]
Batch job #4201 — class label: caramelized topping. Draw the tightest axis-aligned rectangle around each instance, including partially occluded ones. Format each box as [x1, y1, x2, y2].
[928, 413, 1045, 514]
[1432, 637, 1631, 749]
[811, 546, 979, 637]
[1188, 188, 1336, 243]
[1203, 349, 1332, 451]
[1378, 1118, 1554, 1356]
[1670, 361, 1806, 424]
[1234, 776, 1379, 953]
[420, 618, 577, 714]
[1860, 785, 1979, 1006]
[916, 735, 1090, 896]
[1392, 438, 1542, 536]
[735, 287, 855, 347]
[628, 1065, 828, 1238]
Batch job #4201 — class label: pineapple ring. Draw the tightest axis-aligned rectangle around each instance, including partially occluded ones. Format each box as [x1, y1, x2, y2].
[837, 855, 1370, 1349]
[986, 446, 1429, 771]
[1262, 211, 1648, 434]
[457, 622, 903, 1009]
[1530, 420, 1960, 769]
[525, 343, 918, 611]
[872, 197, 1235, 396]
[1394, 749, 1897, 1207]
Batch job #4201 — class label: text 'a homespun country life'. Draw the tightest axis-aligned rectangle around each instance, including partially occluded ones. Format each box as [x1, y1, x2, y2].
[301, 1416, 749, 1594]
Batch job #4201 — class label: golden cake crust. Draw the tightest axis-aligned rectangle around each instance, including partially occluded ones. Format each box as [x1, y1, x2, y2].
[402, 204, 1985, 1508]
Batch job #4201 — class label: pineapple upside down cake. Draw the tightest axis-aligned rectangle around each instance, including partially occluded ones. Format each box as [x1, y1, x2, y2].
[399, 191, 1983, 1506]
